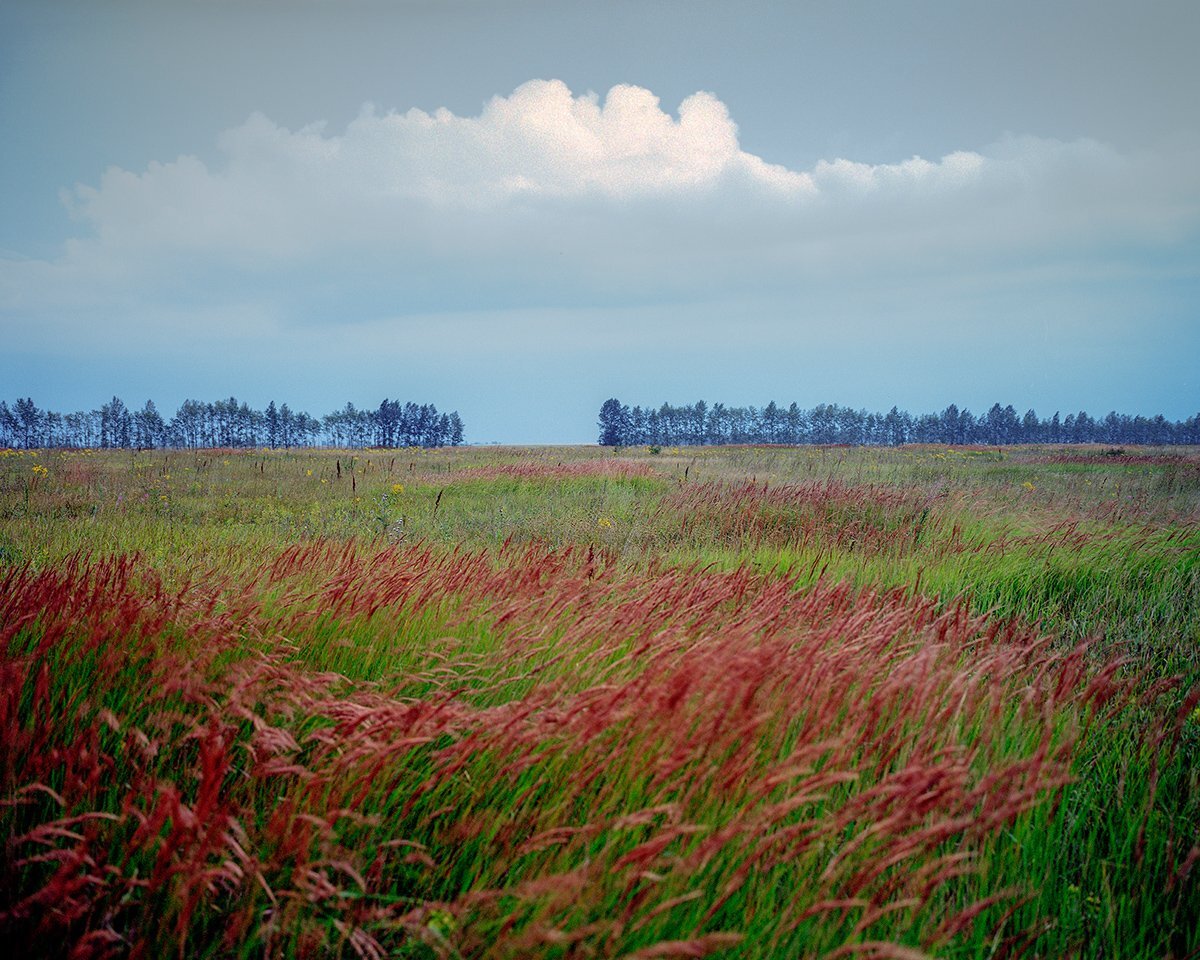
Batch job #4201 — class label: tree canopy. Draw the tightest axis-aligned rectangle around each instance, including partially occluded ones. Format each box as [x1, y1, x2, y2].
[597, 399, 1200, 446]
[0, 397, 466, 449]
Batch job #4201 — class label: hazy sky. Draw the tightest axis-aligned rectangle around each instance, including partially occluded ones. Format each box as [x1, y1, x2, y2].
[2, 0, 1197, 443]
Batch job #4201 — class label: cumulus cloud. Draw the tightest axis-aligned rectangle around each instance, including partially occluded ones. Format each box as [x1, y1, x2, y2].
[258, 79, 812, 203]
[3, 79, 1198, 336]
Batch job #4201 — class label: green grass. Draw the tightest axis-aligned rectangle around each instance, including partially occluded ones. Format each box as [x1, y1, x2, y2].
[2, 443, 1198, 958]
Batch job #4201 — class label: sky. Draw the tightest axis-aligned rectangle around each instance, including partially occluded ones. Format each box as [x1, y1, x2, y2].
[1, 0, 1198, 444]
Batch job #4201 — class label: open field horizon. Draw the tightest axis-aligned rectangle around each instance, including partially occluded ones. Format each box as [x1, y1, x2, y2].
[5, 3, 1198, 955]
[2, 442, 1198, 957]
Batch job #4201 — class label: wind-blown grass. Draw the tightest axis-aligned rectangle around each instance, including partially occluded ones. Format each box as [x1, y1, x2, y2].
[1, 444, 1197, 957]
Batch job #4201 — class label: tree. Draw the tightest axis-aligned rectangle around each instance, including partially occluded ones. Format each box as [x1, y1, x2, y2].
[883, 406, 907, 446]
[656, 403, 676, 444]
[278, 403, 295, 448]
[64, 410, 98, 447]
[417, 404, 439, 447]
[835, 407, 865, 445]
[1102, 411, 1122, 444]
[43, 410, 63, 446]
[863, 412, 883, 445]
[1048, 412, 1062, 443]
[210, 397, 240, 447]
[728, 406, 750, 444]
[173, 400, 207, 449]
[265, 401, 280, 448]
[448, 411, 465, 446]
[646, 407, 663, 445]
[345, 404, 372, 447]
[1184, 413, 1200, 445]
[761, 401, 782, 443]
[811, 404, 835, 444]
[938, 404, 960, 445]
[706, 403, 729, 445]
[689, 401, 708, 445]
[1021, 409, 1041, 443]
[294, 411, 320, 446]
[113, 397, 132, 448]
[0, 401, 17, 447]
[598, 398, 628, 446]
[628, 406, 648, 445]
[14, 397, 42, 448]
[912, 413, 940, 443]
[375, 399, 401, 447]
[134, 400, 166, 449]
[786, 403, 807, 444]
[1073, 410, 1096, 444]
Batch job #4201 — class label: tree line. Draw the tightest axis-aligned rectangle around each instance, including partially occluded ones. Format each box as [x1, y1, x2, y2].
[598, 399, 1200, 447]
[0, 396, 465, 450]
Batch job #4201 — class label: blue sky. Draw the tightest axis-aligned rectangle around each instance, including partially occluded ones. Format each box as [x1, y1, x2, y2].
[2, 0, 1197, 443]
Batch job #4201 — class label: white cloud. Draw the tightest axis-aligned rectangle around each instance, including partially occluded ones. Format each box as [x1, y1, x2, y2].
[2, 78, 1198, 336]
[334, 80, 813, 201]
[811, 151, 985, 194]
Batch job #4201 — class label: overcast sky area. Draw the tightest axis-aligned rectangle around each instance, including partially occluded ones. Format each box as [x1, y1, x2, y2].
[1, 0, 1197, 443]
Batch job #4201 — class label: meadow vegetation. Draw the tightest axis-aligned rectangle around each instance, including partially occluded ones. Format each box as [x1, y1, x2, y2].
[1, 443, 1198, 957]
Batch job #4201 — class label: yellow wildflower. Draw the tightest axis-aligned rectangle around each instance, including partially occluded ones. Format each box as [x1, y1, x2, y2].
[427, 909, 456, 937]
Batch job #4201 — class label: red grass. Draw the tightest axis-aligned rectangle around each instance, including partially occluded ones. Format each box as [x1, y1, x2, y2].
[666, 479, 934, 556]
[455, 460, 662, 482]
[1032, 451, 1200, 467]
[0, 542, 1148, 957]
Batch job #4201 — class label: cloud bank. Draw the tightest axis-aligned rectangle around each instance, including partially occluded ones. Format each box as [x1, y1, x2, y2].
[3, 79, 1198, 342]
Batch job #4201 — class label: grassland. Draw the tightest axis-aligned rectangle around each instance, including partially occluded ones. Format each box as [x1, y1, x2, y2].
[1, 443, 1198, 958]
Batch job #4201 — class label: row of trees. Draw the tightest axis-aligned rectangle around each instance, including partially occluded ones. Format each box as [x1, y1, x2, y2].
[598, 399, 1200, 447]
[0, 396, 465, 450]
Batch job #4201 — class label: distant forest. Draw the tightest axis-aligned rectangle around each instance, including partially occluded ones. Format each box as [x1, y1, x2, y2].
[598, 399, 1200, 447]
[0, 397, 465, 449]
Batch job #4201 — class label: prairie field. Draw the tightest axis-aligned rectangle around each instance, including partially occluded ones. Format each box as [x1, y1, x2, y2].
[1, 443, 1198, 958]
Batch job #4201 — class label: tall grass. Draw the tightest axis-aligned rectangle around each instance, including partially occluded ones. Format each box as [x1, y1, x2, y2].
[1, 444, 1198, 957]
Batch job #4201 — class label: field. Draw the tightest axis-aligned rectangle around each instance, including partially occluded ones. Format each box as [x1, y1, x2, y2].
[2, 443, 1198, 958]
